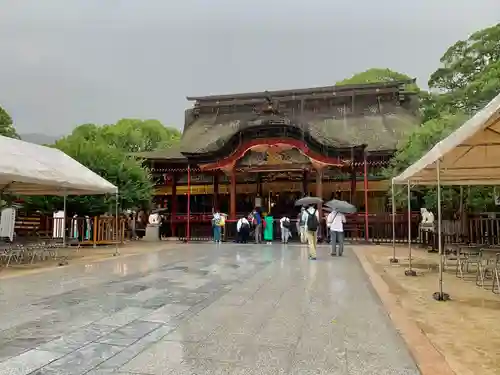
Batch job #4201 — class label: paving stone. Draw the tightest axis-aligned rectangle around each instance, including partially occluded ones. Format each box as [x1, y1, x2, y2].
[96, 321, 161, 347]
[95, 307, 153, 327]
[0, 245, 419, 374]
[0, 349, 62, 375]
[142, 304, 191, 324]
[36, 324, 117, 354]
[33, 343, 122, 375]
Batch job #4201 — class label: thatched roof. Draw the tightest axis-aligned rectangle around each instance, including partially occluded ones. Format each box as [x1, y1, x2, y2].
[181, 81, 419, 154]
[133, 144, 185, 161]
[139, 81, 420, 161]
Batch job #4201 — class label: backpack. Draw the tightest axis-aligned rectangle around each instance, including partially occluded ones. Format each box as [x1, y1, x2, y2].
[282, 218, 290, 228]
[214, 215, 221, 226]
[306, 209, 319, 231]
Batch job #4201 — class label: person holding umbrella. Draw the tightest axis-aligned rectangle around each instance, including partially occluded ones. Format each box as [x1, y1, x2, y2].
[326, 209, 346, 256]
[324, 199, 356, 256]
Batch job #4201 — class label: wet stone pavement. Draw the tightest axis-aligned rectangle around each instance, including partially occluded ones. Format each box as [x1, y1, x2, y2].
[0, 244, 420, 375]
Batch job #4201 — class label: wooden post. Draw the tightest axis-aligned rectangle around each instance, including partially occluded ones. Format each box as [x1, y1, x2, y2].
[230, 169, 237, 220]
[213, 171, 219, 210]
[302, 170, 308, 196]
[187, 165, 191, 242]
[93, 216, 98, 247]
[171, 172, 177, 237]
[363, 151, 369, 241]
[316, 168, 323, 238]
[350, 147, 356, 203]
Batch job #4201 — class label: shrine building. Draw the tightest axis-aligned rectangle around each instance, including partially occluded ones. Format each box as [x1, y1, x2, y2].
[136, 80, 420, 239]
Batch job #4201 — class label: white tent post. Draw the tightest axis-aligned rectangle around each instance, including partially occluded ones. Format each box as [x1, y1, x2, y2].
[405, 182, 416, 276]
[389, 181, 398, 263]
[62, 193, 67, 248]
[433, 158, 450, 301]
[114, 192, 119, 256]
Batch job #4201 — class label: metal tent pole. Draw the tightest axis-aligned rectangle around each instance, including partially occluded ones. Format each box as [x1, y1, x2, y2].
[187, 164, 191, 243]
[62, 193, 67, 248]
[390, 180, 398, 263]
[433, 158, 449, 301]
[405, 182, 416, 276]
[114, 192, 119, 256]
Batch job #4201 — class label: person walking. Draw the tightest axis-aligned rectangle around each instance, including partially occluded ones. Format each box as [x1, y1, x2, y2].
[264, 213, 274, 244]
[252, 209, 262, 244]
[297, 207, 306, 243]
[327, 209, 346, 256]
[212, 210, 223, 244]
[302, 204, 320, 260]
[280, 215, 291, 244]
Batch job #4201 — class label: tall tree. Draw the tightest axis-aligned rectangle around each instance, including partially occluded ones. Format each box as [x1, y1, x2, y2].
[0, 105, 20, 139]
[63, 119, 181, 153]
[429, 23, 500, 113]
[24, 138, 153, 215]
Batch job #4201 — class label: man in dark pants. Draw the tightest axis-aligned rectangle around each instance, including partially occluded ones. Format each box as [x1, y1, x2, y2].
[237, 217, 250, 243]
[252, 209, 262, 244]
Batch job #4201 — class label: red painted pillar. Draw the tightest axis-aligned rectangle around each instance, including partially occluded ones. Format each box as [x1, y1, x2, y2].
[187, 165, 191, 242]
[350, 148, 357, 203]
[363, 151, 369, 241]
[316, 168, 323, 238]
[171, 172, 177, 237]
[230, 169, 236, 220]
[213, 171, 219, 210]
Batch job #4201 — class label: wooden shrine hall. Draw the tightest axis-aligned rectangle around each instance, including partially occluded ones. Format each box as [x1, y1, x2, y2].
[136, 80, 420, 240]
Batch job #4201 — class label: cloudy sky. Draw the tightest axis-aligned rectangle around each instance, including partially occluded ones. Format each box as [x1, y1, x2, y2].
[1, 0, 499, 136]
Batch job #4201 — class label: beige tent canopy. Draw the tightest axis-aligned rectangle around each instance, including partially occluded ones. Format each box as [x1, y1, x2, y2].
[390, 91, 500, 300]
[393, 92, 500, 186]
[0, 136, 117, 196]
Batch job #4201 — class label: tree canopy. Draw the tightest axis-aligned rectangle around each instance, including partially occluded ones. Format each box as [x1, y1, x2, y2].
[62, 119, 181, 153]
[428, 23, 500, 114]
[21, 118, 181, 215]
[384, 23, 500, 214]
[0, 105, 20, 139]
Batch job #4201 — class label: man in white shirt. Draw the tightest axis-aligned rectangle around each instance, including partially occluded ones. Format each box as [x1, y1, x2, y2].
[301, 205, 320, 260]
[327, 209, 346, 256]
[236, 217, 250, 243]
[279, 216, 291, 244]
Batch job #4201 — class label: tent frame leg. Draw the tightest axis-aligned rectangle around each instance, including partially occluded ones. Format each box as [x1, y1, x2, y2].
[432, 158, 450, 301]
[405, 182, 417, 276]
[114, 192, 120, 256]
[390, 180, 399, 263]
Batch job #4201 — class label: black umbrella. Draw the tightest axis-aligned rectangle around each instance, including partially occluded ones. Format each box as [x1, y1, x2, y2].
[295, 196, 323, 206]
[324, 199, 357, 214]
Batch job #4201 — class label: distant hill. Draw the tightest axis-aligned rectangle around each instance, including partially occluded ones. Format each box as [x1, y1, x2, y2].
[19, 133, 59, 145]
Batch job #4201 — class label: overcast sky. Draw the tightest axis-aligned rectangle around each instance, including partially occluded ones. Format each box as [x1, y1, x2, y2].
[1, 0, 499, 136]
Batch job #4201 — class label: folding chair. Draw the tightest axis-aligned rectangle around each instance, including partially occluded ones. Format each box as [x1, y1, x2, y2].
[476, 252, 495, 288]
[456, 246, 482, 279]
[489, 254, 500, 294]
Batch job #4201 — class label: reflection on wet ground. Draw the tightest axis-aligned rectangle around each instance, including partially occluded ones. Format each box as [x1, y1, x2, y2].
[0, 244, 419, 375]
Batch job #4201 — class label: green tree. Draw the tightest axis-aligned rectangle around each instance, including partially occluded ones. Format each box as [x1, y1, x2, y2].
[24, 138, 153, 215]
[63, 119, 181, 153]
[428, 23, 500, 113]
[384, 113, 470, 213]
[0, 105, 20, 139]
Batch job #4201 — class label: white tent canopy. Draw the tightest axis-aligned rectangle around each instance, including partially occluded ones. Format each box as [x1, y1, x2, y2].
[0, 136, 118, 196]
[393, 92, 500, 186]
